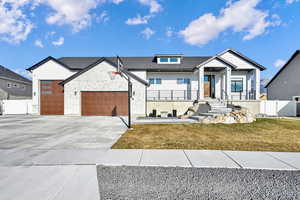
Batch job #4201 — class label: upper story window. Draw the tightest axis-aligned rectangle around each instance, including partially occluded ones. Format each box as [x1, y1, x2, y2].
[177, 78, 190, 84]
[157, 56, 181, 64]
[149, 78, 162, 85]
[7, 83, 11, 88]
[13, 83, 18, 88]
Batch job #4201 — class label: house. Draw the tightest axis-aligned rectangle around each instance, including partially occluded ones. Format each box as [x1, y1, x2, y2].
[266, 50, 300, 101]
[0, 65, 32, 100]
[26, 49, 265, 117]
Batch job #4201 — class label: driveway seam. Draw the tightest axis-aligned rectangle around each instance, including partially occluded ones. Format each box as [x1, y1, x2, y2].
[138, 150, 144, 166]
[183, 150, 194, 167]
[265, 152, 298, 170]
[221, 151, 243, 169]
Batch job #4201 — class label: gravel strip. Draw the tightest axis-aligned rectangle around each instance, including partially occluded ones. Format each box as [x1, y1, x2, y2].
[97, 166, 300, 200]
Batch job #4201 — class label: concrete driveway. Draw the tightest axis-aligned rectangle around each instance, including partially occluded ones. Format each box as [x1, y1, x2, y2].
[0, 115, 128, 166]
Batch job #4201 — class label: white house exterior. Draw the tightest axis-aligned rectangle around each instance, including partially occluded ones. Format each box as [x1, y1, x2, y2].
[27, 49, 265, 117]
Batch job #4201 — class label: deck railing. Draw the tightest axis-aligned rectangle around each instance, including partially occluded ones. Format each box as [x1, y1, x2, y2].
[147, 90, 257, 101]
[147, 90, 199, 101]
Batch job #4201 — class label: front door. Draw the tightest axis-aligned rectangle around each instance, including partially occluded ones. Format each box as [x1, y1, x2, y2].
[204, 75, 211, 97]
[204, 75, 215, 98]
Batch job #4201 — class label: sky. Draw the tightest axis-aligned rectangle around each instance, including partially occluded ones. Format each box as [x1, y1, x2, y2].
[0, 0, 300, 82]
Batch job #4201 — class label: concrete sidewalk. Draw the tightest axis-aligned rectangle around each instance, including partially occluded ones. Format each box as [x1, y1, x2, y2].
[0, 165, 100, 200]
[98, 150, 300, 170]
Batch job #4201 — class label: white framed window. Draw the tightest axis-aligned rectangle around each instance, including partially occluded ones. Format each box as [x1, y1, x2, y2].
[231, 79, 243, 93]
[7, 83, 11, 88]
[149, 78, 162, 85]
[158, 57, 181, 64]
[13, 83, 18, 88]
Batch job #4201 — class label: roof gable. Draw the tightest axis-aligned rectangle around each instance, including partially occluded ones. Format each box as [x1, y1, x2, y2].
[220, 49, 266, 71]
[26, 56, 73, 72]
[60, 58, 149, 86]
[265, 50, 300, 88]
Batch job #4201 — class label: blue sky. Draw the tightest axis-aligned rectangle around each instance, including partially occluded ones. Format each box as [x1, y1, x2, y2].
[0, 0, 300, 81]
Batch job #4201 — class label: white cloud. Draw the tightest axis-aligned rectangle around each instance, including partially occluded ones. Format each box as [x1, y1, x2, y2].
[97, 11, 109, 23]
[141, 27, 155, 39]
[274, 59, 286, 68]
[34, 39, 44, 48]
[126, 14, 151, 25]
[111, 0, 124, 4]
[286, 0, 299, 4]
[138, 0, 162, 13]
[45, 0, 106, 32]
[52, 36, 64, 46]
[166, 27, 173, 37]
[180, 0, 280, 46]
[45, 31, 56, 39]
[0, 0, 34, 44]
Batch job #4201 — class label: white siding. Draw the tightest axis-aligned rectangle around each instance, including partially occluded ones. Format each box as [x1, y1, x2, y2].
[147, 72, 198, 91]
[130, 71, 147, 116]
[220, 51, 256, 70]
[30, 60, 76, 114]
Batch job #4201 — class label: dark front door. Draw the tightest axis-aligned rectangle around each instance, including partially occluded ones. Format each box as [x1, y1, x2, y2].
[40, 80, 64, 115]
[81, 91, 128, 116]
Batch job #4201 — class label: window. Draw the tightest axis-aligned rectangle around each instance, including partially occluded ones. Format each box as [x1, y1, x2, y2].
[41, 85, 51, 89]
[158, 57, 181, 64]
[231, 80, 243, 92]
[159, 57, 169, 63]
[149, 78, 162, 85]
[41, 80, 52, 84]
[13, 84, 18, 88]
[7, 83, 11, 88]
[21, 85, 26, 90]
[170, 57, 179, 63]
[177, 78, 190, 84]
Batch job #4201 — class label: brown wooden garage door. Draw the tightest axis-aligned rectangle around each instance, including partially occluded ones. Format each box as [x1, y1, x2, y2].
[81, 91, 128, 116]
[40, 80, 64, 115]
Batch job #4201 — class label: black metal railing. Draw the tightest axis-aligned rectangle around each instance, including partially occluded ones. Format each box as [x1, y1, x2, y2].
[147, 90, 199, 101]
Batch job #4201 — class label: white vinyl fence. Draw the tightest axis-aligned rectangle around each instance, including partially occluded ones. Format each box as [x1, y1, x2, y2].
[1, 100, 33, 115]
[260, 100, 297, 117]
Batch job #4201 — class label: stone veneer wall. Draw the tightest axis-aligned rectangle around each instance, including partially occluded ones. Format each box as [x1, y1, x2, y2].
[147, 100, 261, 116]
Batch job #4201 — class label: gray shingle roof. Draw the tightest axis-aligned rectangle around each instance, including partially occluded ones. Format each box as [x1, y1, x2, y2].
[58, 56, 212, 72]
[0, 65, 31, 83]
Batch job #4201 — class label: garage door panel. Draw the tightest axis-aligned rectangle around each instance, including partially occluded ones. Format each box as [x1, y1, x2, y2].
[40, 80, 64, 115]
[81, 91, 128, 116]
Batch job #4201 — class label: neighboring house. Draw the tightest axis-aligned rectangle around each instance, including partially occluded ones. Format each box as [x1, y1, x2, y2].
[0, 65, 32, 100]
[266, 50, 300, 101]
[27, 49, 265, 117]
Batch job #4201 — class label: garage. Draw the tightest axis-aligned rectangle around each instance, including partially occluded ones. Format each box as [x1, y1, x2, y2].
[81, 91, 128, 116]
[40, 80, 64, 115]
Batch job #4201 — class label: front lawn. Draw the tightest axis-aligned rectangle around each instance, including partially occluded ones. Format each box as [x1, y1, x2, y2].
[112, 118, 300, 152]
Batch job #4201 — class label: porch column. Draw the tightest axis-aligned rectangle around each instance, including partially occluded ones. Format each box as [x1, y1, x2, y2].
[225, 68, 231, 100]
[198, 67, 204, 100]
[246, 72, 251, 100]
[255, 68, 260, 100]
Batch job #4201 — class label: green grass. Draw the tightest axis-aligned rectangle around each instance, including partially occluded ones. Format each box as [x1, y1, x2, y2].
[112, 118, 300, 152]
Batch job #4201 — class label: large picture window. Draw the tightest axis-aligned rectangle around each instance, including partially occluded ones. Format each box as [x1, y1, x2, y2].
[231, 80, 243, 92]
